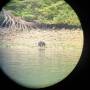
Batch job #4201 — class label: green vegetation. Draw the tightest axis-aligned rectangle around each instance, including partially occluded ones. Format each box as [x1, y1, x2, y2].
[4, 0, 80, 25]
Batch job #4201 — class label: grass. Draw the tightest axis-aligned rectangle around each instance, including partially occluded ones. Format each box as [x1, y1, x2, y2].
[4, 0, 80, 25]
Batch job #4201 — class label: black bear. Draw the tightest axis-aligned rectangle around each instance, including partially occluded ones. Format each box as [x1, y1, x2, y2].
[38, 41, 46, 47]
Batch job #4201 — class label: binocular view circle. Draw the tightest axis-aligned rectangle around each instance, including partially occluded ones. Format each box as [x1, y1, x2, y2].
[0, 0, 83, 89]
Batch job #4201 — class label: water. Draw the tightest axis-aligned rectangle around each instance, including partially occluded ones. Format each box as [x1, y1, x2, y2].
[0, 29, 83, 88]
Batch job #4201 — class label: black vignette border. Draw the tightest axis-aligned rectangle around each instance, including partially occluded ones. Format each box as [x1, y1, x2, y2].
[0, 0, 10, 10]
[0, 0, 90, 90]
[63, 0, 90, 89]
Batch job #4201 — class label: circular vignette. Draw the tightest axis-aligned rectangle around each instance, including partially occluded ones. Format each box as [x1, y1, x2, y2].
[0, 0, 88, 90]
[55, 0, 89, 90]
[0, 0, 10, 10]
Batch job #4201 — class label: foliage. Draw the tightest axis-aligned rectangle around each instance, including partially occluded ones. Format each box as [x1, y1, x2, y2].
[3, 0, 80, 25]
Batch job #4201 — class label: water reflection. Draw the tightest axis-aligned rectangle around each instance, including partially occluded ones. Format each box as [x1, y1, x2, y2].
[38, 47, 45, 64]
[0, 29, 83, 88]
